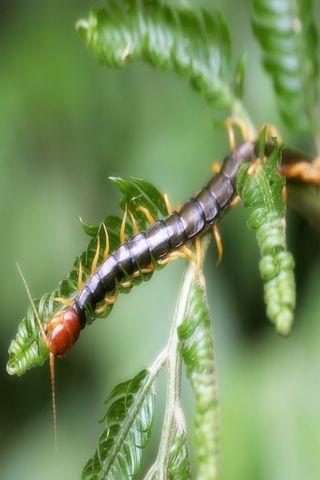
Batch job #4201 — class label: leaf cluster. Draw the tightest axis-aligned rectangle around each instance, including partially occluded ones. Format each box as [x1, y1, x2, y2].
[237, 131, 296, 335]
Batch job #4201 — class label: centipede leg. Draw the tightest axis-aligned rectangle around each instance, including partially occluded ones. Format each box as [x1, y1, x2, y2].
[279, 161, 320, 185]
[230, 195, 241, 209]
[95, 293, 118, 314]
[120, 205, 128, 245]
[179, 245, 197, 264]
[225, 116, 253, 151]
[158, 247, 197, 267]
[77, 260, 83, 292]
[157, 250, 188, 266]
[95, 304, 106, 315]
[91, 236, 101, 275]
[136, 205, 155, 225]
[95, 305, 107, 315]
[195, 236, 202, 277]
[211, 162, 221, 174]
[129, 210, 140, 234]
[141, 266, 154, 274]
[131, 265, 154, 278]
[225, 119, 237, 151]
[163, 192, 173, 215]
[232, 117, 253, 141]
[212, 224, 223, 266]
[54, 297, 73, 307]
[102, 223, 110, 260]
[121, 278, 133, 288]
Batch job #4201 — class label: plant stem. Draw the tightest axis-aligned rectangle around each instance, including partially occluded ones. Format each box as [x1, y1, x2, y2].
[146, 237, 211, 479]
[156, 261, 196, 477]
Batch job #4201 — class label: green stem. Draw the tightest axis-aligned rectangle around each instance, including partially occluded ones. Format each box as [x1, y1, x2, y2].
[145, 237, 211, 479]
[156, 262, 196, 476]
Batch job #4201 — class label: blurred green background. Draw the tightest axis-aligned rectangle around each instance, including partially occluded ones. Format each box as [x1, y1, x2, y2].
[1, 1, 320, 479]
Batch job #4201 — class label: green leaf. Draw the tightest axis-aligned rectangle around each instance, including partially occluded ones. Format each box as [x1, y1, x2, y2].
[82, 369, 156, 480]
[77, 0, 240, 113]
[7, 177, 166, 376]
[109, 176, 167, 231]
[178, 279, 219, 480]
[236, 134, 296, 335]
[252, 0, 319, 134]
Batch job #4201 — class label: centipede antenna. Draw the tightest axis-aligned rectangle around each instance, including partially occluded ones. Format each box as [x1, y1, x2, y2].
[16, 263, 47, 341]
[49, 352, 58, 453]
[17, 263, 58, 450]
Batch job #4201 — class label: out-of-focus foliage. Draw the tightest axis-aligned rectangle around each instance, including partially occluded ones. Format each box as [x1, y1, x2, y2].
[252, 0, 319, 135]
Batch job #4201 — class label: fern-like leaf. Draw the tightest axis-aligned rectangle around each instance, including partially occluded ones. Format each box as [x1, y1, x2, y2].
[237, 130, 296, 335]
[77, 0, 245, 114]
[252, 0, 319, 134]
[82, 369, 157, 480]
[7, 177, 166, 376]
[178, 279, 219, 480]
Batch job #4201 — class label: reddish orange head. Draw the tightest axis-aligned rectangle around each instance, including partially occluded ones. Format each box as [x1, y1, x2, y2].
[46, 308, 81, 358]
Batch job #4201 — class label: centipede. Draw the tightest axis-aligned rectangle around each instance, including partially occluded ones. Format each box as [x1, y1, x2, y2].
[38, 142, 252, 355]
[14, 127, 320, 449]
[17, 136, 319, 361]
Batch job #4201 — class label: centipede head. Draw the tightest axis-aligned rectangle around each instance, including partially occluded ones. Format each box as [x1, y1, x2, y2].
[46, 308, 81, 358]
[16, 263, 74, 452]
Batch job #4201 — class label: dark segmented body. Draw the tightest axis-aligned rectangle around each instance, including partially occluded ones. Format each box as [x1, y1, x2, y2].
[74, 141, 256, 326]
